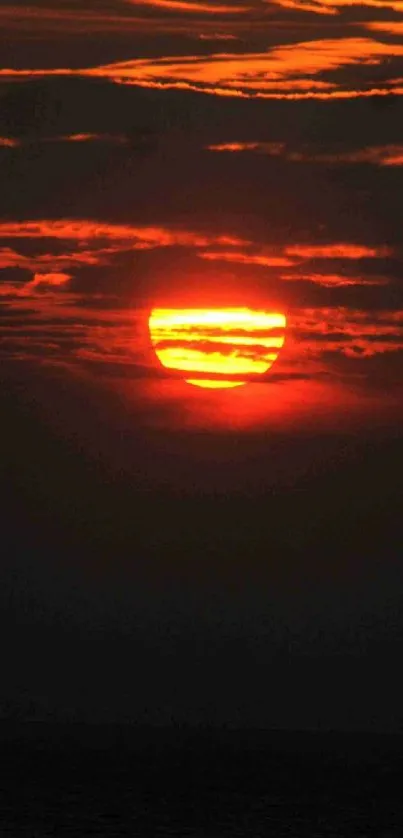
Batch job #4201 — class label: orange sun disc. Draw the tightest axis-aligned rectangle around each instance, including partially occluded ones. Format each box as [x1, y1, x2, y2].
[148, 307, 286, 388]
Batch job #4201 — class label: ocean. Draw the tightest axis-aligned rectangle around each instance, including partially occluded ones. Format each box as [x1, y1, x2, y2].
[1, 726, 402, 836]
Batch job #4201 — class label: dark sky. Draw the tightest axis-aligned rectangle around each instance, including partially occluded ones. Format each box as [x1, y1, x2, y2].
[1, 0, 402, 732]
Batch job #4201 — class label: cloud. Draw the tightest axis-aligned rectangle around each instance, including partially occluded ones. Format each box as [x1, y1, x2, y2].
[2, 36, 403, 99]
[0, 133, 131, 150]
[288, 146, 403, 166]
[199, 251, 295, 267]
[293, 307, 403, 359]
[0, 221, 396, 305]
[125, 0, 249, 11]
[0, 137, 21, 148]
[281, 272, 389, 287]
[0, 1, 258, 41]
[285, 243, 391, 259]
[206, 141, 403, 166]
[50, 133, 129, 145]
[366, 22, 403, 37]
[0, 219, 252, 307]
[0, 245, 123, 272]
[273, 0, 336, 12]
[198, 33, 240, 40]
[0, 273, 74, 302]
[0, 5, 177, 34]
[0, 219, 248, 249]
[207, 142, 286, 153]
[272, 0, 403, 12]
[1, 212, 401, 383]
[28, 272, 72, 289]
[195, 246, 395, 292]
[196, 243, 393, 272]
[82, 37, 403, 98]
[2, 281, 402, 384]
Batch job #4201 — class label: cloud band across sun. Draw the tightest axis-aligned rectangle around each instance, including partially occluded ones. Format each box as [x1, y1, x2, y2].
[148, 307, 287, 387]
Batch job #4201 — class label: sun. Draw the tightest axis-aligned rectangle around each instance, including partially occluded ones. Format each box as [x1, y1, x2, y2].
[148, 307, 286, 388]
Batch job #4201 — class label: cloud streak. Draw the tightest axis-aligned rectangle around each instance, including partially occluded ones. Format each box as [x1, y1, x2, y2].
[0, 220, 395, 306]
[0, 137, 21, 148]
[207, 142, 403, 166]
[293, 308, 403, 359]
[0, 219, 247, 249]
[83, 37, 403, 98]
[273, 0, 403, 12]
[199, 251, 295, 267]
[285, 244, 391, 259]
[126, 0, 249, 11]
[282, 273, 389, 288]
[2, 35, 403, 99]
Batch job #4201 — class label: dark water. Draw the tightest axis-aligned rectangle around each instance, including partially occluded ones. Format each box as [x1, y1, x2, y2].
[1, 727, 402, 836]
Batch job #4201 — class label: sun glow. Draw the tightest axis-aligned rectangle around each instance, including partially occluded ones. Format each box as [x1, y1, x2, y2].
[149, 307, 287, 388]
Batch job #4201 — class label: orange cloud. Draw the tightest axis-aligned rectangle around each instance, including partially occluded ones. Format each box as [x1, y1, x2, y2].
[197, 247, 392, 284]
[0, 137, 21, 148]
[207, 142, 286, 154]
[282, 272, 388, 287]
[0, 5, 177, 34]
[0, 220, 393, 304]
[273, 0, 403, 12]
[0, 245, 123, 272]
[125, 0, 249, 11]
[198, 33, 239, 40]
[199, 250, 295, 267]
[207, 141, 403, 166]
[293, 307, 403, 358]
[289, 145, 403, 166]
[0, 134, 128, 148]
[27, 272, 72, 291]
[384, 153, 403, 166]
[0, 219, 248, 249]
[3, 35, 403, 100]
[366, 22, 403, 36]
[56, 133, 129, 145]
[296, 307, 403, 334]
[0, 270, 72, 299]
[0, 4, 270, 40]
[286, 243, 391, 259]
[0, 220, 253, 301]
[84, 38, 403, 95]
[273, 0, 336, 13]
[196, 242, 392, 270]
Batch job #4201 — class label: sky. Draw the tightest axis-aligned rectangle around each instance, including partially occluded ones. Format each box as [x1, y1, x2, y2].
[1, 1, 403, 732]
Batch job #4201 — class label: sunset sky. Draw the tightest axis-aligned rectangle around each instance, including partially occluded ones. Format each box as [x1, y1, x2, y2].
[1, 1, 403, 731]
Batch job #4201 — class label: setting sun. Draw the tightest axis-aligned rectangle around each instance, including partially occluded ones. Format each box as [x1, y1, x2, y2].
[149, 307, 287, 388]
